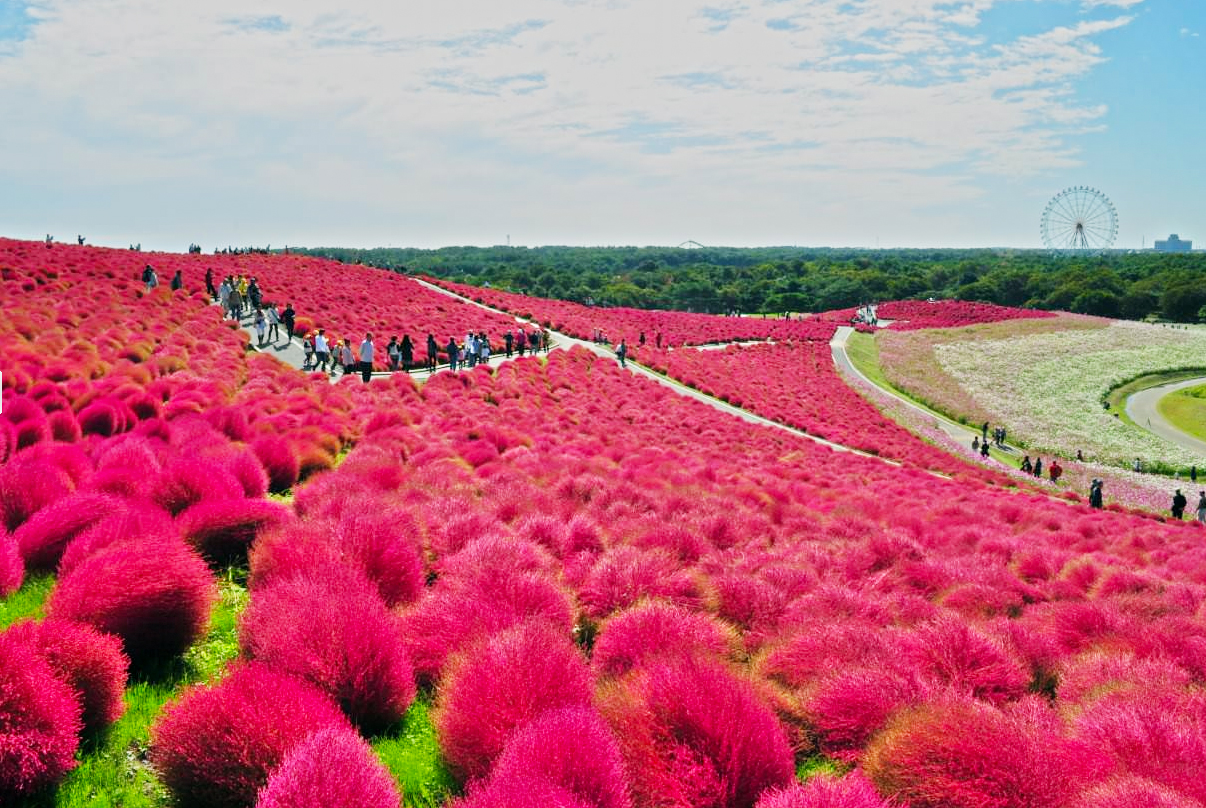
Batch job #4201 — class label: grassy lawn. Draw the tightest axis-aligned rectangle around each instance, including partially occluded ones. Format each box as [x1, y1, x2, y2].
[0, 571, 55, 630]
[1159, 384, 1206, 443]
[844, 331, 893, 390]
[372, 695, 458, 808]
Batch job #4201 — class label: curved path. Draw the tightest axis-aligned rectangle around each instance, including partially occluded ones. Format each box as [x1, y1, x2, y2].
[830, 326, 1019, 456]
[1126, 377, 1206, 458]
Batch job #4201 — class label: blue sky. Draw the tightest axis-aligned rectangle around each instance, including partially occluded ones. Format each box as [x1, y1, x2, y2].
[0, 0, 1201, 250]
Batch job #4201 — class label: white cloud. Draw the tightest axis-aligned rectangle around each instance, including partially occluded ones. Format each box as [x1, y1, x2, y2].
[0, 0, 1150, 248]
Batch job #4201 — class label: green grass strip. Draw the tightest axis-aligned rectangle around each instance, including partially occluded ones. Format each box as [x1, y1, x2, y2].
[1159, 386, 1206, 443]
[0, 571, 55, 630]
[373, 694, 457, 808]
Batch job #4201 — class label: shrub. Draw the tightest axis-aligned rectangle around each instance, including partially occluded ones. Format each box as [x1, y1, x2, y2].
[5, 618, 128, 733]
[755, 773, 891, 808]
[435, 620, 594, 782]
[0, 532, 22, 597]
[151, 457, 244, 515]
[251, 436, 300, 493]
[401, 572, 574, 680]
[864, 696, 1102, 808]
[485, 706, 631, 808]
[178, 498, 293, 566]
[239, 570, 415, 732]
[580, 546, 701, 620]
[1071, 776, 1204, 808]
[0, 456, 74, 532]
[0, 633, 83, 798]
[47, 537, 216, 666]
[601, 658, 794, 808]
[901, 616, 1030, 705]
[593, 601, 734, 678]
[14, 492, 122, 571]
[455, 775, 596, 808]
[335, 508, 426, 607]
[57, 502, 176, 575]
[255, 727, 401, 808]
[247, 520, 345, 590]
[803, 667, 926, 759]
[151, 663, 352, 808]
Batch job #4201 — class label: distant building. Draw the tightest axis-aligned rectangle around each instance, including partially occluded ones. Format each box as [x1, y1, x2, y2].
[1155, 234, 1192, 253]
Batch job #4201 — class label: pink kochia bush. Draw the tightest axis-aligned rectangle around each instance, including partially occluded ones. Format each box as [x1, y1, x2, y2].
[457, 707, 632, 808]
[13, 492, 121, 571]
[238, 569, 416, 732]
[5, 618, 129, 733]
[864, 696, 1104, 808]
[47, 538, 216, 666]
[0, 632, 83, 798]
[255, 727, 401, 808]
[178, 498, 293, 566]
[0, 531, 21, 597]
[151, 663, 352, 808]
[754, 774, 891, 808]
[600, 658, 795, 808]
[56, 502, 176, 575]
[435, 620, 594, 782]
[592, 601, 734, 678]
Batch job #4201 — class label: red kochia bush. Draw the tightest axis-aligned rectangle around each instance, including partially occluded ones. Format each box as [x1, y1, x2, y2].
[152, 663, 352, 808]
[5, 618, 129, 733]
[435, 620, 594, 782]
[0, 633, 83, 798]
[178, 498, 292, 566]
[47, 538, 216, 666]
[592, 601, 734, 678]
[601, 658, 794, 808]
[56, 502, 176, 575]
[483, 707, 632, 808]
[151, 457, 243, 515]
[755, 774, 891, 808]
[864, 696, 1102, 808]
[251, 435, 300, 493]
[0, 531, 22, 597]
[14, 492, 122, 571]
[255, 727, 401, 808]
[239, 570, 416, 732]
[1071, 776, 1204, 808]
[455, 775, 596, 808]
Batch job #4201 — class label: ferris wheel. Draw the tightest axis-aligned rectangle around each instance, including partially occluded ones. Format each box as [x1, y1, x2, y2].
[1040, 186, 1118, 253]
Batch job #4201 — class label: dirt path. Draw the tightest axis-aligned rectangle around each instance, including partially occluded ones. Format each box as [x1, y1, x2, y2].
[1126, 377, 1206, 458]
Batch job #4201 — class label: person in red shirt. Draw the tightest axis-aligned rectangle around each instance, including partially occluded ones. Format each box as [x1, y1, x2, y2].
[1049, 460, 1063, 484]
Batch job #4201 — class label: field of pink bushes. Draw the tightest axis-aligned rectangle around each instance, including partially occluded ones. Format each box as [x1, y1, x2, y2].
[876, 300, 1056, 331]
[3, 238, 1206, 808]
[430, 278, 840, 346]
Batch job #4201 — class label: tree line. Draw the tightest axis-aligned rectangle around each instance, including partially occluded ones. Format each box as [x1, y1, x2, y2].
[290, 245, 1206, 322]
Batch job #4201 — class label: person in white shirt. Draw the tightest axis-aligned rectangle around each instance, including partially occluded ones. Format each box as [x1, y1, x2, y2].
[314, 330, 330, 372]
[359, 333, 375, 382]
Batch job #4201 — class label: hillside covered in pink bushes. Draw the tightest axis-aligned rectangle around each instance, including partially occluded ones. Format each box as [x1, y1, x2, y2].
[2, 237, 1205, 808]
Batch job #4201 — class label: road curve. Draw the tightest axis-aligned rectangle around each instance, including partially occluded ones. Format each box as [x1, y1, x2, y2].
[1125, 377, 1206, 459]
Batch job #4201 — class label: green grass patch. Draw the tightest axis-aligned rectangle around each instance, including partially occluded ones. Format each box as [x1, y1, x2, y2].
[1159, 386, 1206, 443]
[796, 753, 849, 782]
[372, 694, 457, 808]
[0, 571, 55, 630]
[844, 331, 891, 390]
[23, 568, 248, 808]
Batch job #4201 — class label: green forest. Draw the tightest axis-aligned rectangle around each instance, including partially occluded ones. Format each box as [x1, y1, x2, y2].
[291, 245, 1206, 322]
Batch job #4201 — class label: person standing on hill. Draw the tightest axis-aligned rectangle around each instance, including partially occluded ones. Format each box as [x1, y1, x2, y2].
[205, 268, 215, 299]
[1172, 489, 1188, 520]
[542, 328, 550, 353]
[447, 337, 459, 372]
[616, 339, 628, 369]
[400, 334, 413, 372]
[170, 269, 183, 291]
[1049, 459, 1062, 484]
[228, 285, 242, 319]
[265, 304, 281, 344]
[1197, 491, 1206, 523]
[426, 334, 438, 372]
[387, 337, 400, 371]
[980, 439, 990, 459]
[1033, 457, 1043, 478]
[282, 303, 296, 340]
[1021, 455, 1032, 474]
[248, 278, 261, 310]
[253, 308, 266, 346]
[505, 331, 513, 358]
[359, 334, 374, 382]
[1089, 479, 1104, 509]
[516, 329, 527, 357]
[981, 422, 989, 443]
[341, 339, 356, 376]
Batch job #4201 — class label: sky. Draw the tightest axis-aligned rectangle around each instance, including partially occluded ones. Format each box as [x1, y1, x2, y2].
[0, 0, 1201, 251]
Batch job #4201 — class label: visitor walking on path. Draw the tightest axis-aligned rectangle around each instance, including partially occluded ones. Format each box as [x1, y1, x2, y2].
[387, 337, 400, 371]
[505, 331, 513, 358]
[265, 305, 280, 344]
[282, 304, 296, 340]
[972, 436, 980, 453]
[1197, 491, 1206, 523]
[616, 339, 628, 369]
[1033, 458, 1043, 478]
[341, 340, 356, 376]
[303, 335, 314, 370]
[980, 439, 990, 459]
[314, 330, 330, 372]
[400, 335, 413, 371]
[253, 308, 266, 346]
[359, 334, 374, 382]
[516, 330, 527, 356]
[1172, 489, 1188, 520]
[426, 334, 438, 372]
[447, 337, 459, 372]
[1089, 479, 1104, 509]
[205, 268, 216, 299]
[1049, 459, 1062, 484]
[1021, 455, 1032, 474]
[981, 422, 989, 443]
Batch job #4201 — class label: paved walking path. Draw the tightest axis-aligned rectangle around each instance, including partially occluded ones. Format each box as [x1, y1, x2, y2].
[1126, 377, 1206, 458]
[830, 326, 1018, 456]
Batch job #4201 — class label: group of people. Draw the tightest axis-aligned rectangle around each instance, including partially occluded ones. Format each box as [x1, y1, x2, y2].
[301, 330, 375, 382]
[140, 264, 183, 293]
[1019, 455, 1062, 482]
[1170, 489, 1206, 522]
[213, 273, 263, 320]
